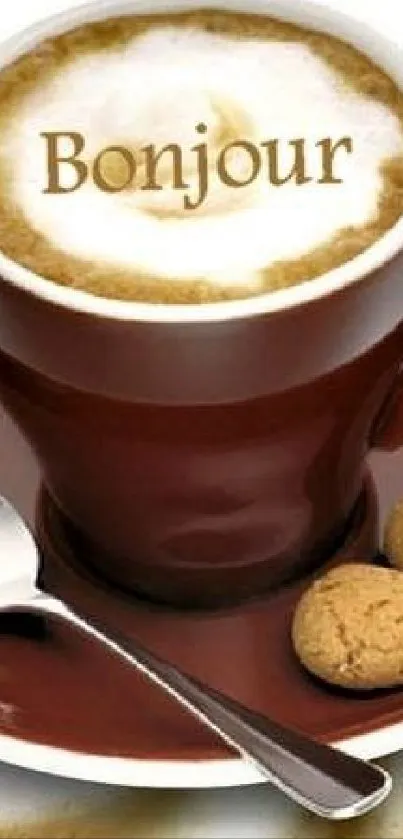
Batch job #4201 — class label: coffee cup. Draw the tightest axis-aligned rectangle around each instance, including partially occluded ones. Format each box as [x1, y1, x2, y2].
[0, 0, 402, 608]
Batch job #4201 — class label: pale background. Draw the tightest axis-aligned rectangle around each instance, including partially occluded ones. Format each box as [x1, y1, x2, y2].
[1, 0, 403, 835]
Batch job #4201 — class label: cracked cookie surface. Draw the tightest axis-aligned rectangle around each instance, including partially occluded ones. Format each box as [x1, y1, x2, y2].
[292, 563, 403, 690]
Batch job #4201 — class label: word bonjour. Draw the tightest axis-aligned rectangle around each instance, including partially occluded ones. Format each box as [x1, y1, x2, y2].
[42, 123, 353, 210]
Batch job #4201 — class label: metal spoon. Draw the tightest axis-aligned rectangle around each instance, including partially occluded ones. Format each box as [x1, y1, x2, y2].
[0, 495, 391, 819]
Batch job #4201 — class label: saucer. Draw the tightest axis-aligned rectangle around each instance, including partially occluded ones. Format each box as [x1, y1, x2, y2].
[0, 407, 403, 789]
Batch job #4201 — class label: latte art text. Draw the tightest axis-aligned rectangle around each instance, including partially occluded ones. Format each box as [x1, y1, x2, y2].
[2, 14, 402, 302]
[42, 127, 353, 211]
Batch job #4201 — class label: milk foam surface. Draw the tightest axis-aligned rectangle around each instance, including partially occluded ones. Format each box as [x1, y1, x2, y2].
[3, 26, 403, 290]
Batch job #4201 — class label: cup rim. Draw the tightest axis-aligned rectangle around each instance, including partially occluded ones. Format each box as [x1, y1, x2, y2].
[0, 0, 402, 324]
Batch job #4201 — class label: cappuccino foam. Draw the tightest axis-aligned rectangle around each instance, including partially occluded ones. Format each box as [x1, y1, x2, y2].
[0, 11, 402, 303]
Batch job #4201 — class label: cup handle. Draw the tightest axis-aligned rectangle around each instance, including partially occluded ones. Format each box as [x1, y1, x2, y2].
[371, 367, 403, 451]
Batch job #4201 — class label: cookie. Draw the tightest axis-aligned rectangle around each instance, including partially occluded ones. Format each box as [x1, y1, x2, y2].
[292, 563, 403, 690]
[384, 499, 403, 570]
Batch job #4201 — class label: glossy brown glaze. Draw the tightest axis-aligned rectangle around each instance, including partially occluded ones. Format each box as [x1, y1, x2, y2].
[0, 406, 402, 759]
[0, 323, 401, 607]
[37, 482, 380, 758]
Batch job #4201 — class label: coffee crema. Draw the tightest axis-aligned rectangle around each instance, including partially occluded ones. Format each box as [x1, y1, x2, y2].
[0, 10, 402, 304]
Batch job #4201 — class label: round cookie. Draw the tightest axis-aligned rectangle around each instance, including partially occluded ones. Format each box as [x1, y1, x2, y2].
[384, 499, 403, 570]
[292, 563, 403, 690]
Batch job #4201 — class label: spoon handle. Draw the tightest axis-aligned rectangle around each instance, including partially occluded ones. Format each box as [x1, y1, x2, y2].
[23, 594, 391, 820]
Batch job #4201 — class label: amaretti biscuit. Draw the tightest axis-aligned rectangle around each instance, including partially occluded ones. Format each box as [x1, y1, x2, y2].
[292, 563, 403, 690]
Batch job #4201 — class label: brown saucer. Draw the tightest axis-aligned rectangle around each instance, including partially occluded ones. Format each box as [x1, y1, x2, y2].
[0, 405, 403, 762]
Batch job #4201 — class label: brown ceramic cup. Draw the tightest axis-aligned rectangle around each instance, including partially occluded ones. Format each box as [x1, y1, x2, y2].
[0, 0, 402, 608]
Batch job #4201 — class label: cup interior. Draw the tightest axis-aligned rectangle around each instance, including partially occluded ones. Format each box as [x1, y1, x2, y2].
[0, 0, 402, 324]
